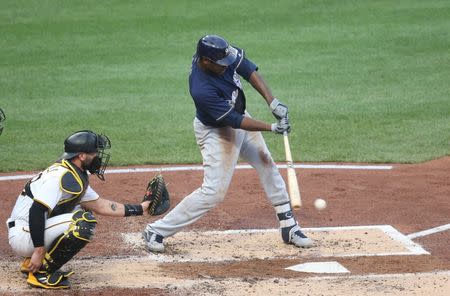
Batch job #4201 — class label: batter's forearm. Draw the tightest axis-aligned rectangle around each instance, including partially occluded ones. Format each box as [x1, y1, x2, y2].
[240, 117, 272, 132]
[249, 71, 274, 105]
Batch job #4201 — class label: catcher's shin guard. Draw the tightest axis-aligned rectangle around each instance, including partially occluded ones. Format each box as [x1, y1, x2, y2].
[41, 210, 97, 274]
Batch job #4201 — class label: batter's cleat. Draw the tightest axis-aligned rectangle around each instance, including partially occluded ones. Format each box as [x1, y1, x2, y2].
[27, 270, 73, 289]
[284, 225, 314, 248]
[20, 257, 31, 275]
[142, 228, 165, 253]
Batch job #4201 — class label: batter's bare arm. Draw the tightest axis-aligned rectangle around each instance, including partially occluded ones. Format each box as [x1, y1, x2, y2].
[240, 117, 291, 135]
[249, 71, 274, 104]
[82, 198, 150, 217]
[249, 71, 289, 120]
[240, 117, 272, 132]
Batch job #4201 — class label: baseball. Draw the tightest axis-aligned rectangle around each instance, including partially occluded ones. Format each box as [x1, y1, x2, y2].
[314, 198, 327, 210]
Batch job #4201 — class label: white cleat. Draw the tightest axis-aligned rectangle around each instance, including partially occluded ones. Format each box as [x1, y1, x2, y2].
[142, 228, 165, 253]
[288, 225, 314, 248]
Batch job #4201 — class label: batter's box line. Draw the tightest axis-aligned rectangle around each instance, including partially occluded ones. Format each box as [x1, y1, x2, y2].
[407, 223, 450, 239]
[191, 225, 429, 256]
[306, 270, 450, 282]
[123, 225, 429, 262]
[307, 225, 429, 256]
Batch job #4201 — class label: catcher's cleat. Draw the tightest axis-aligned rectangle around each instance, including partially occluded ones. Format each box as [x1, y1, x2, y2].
[142, 228, 165, 253]
[20, 257, 31, 275]
[284, 225, 314, 248]
[27, 270, 73, 289]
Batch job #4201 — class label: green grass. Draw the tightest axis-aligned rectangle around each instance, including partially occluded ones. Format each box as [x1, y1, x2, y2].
[0, 0, 449, 172]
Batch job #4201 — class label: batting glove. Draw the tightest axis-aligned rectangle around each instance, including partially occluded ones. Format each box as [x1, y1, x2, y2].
[271, 117, 291, 134]
[270, 98, 288, 120]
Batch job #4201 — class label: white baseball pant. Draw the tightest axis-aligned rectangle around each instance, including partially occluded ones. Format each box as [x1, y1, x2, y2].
[147, 116, 290, 237]
[7, 212, 73, 257]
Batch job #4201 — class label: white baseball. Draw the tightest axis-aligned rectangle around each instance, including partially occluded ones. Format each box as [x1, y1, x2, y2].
[314, 198, 327, 210]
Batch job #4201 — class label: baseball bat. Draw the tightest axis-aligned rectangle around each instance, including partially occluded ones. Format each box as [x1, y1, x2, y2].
[283, 132, 302, 208]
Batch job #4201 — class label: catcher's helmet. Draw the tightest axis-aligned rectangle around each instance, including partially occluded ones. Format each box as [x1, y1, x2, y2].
[61, 130, 110, 159]
[196, 35, 238, 66]
[61, 130, 111, 180]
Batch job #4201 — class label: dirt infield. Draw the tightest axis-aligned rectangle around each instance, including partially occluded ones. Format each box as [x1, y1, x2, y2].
[0, 157, 449, 295]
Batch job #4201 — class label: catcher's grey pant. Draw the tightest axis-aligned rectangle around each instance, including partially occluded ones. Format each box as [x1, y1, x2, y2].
[147, 116, 290, 238]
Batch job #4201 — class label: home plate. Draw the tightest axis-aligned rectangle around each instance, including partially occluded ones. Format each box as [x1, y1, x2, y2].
[286, 261, 350, 273]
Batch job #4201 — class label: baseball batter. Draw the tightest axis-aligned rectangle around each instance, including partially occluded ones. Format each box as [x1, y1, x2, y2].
[7, 130, 153, 289]
[143, 34, 314, 252]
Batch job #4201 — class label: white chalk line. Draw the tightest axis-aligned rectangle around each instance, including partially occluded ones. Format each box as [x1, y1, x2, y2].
[407, 223, 450, 239]
[306, 270, 450, 281]
[124, 225, 428, 263]
[378, 225, 430, 255]
[187, 225, 429, 256]
[0, 163, 393, 181]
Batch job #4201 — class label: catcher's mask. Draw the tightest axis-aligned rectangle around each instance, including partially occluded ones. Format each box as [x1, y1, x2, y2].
[0, 108, 5, 136]
[196, 34, 238, 66]
[61, 130, 111, 181]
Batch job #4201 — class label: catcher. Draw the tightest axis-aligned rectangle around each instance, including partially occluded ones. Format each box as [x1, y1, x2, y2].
[6, 130, 169, 289]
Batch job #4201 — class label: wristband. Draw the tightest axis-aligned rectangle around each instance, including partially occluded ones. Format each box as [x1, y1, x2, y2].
[269, 98, 279, 110]
[271, 123, 277, 132]
[124, 204, 143, 217]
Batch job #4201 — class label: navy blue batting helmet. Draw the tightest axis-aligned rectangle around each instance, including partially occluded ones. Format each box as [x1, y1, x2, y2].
[196, 35, 238, 66]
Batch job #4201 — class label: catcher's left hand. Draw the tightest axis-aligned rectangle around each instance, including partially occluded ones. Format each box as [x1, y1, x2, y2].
[143, 174, 170, 215]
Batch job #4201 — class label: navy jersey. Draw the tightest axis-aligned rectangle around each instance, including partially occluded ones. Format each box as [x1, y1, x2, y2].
[189, 47, 258, 128]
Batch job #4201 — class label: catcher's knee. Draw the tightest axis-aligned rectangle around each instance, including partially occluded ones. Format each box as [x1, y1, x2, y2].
[51, 210, 97, 252]
[71, 210, 97, 241]
[43, 211, 97, 273]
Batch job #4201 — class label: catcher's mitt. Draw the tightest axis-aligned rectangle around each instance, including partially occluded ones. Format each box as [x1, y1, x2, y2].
[143, 174, 170, 215]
